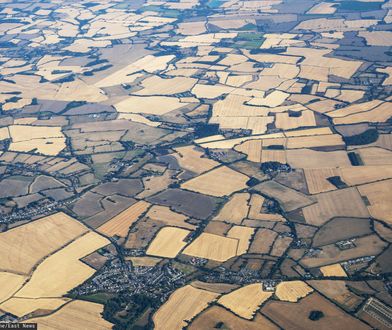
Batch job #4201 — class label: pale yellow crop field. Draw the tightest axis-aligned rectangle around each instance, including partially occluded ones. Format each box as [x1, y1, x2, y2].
[214, 193, 250, 224]
[234, 139, 262, 162]
[153, 285, 219, 330]
[146, 205, 195, 230]
[192, 83, 234, 99]
[303, 187, 369, 226]
[262, 150, 287, 164]
[147, 227, 190, 258]
[327, 100, 383, 118]
[286, 134, 344, 149]
[275, 110, 316, 130]
[15, 232, 109, 298]
[95, 55, 174, 87]
[287, 149, 351, 168]
[340, 166, 392, 186]
[275, 281, 313, 302]
[183, 233, 238, 262]
[358, 31, 392, 46]
[8, 125, 66, 155]
[0, 272, 26, 304]
[115, 95, 188, 115]
[356, 147, 392, 165]
[304, 168, 340, 194]
[333, 102, 392, 124]
[247, 90, 289, 107]
[25, 300, 113, 330]
[358, 179, 392, 223]
[9, 137, 66, 156]
[307, 2, 337, 14]
[212, 94, 269, 118]
[210, 116, 274, 135]
[227, 225, 255, 255]
[173, 145, 219, 174]
[98, 201, 150, 237]
[181, 166, 249, 197]
[284, 127, 333, 137]
[1, 297, 70, 317]
[135, 75, 197, 95]
[0, 127, 10, 141]
[320, 264, 347, 277]
[0, 212, 88, 274]
[218, 284, 273, 319]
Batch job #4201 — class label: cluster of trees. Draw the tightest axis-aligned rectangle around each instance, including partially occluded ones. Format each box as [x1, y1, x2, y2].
[103, 293, 156, 330]
[343, 129, 378, 146]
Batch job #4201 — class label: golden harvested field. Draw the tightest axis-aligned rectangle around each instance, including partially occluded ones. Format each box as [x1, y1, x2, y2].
[286, 134, 344, 149]
[213, 193, 250, 224]
[181, 166, 249, 197]
[0, 272, 26, 304]
[8, 125, 66, 155]
[0, 127, 10, 140]
[146, 205, 195, 230]
[183, 233, 238, 262]
[192, 83, 235, 99]
[327, 100, 383, 117]
[9, 137, 66, 156]
[210, 116, 274, 135]
[25, 300, 113, 330]
[307, 2, 337, 14]
[95, 55, 174, 88]
[115, 95, 188, 115]
[275, 110, 316, 130]
[284, 127, 333, 137]
[1, 297, 69, 317]
[358, 31, 392, 46]
[235, 139, 263, 162]
[333, 102, 392, 124]
[15, 232, 109, 298]
[212, 95, 269, 118]
[173, 146, 219, 174]
[358, 180, 392, 223]
[303, 187, 369, 226]
[98, 201, 150, 237]
[275, 281, 313, 302]
[356, 147, 392, 165]
[340, 166, 392, 186]
[218, 284, 272, 319]
[199, 133, 285, 149]
[304, 168, 340, 194]
[146, 227, 190, 258]
[9, 125, 63, 142]
[135, 75, 197, 95]
[248, 90, 289, 107]
[287, 149, 351, 168]
[320, 264, 347, 277]
[190, 305, 279, 330]
[0, 212, 88, 274]
[261, 149, 287, 164]
[153, 285, 219, 330]
[227, 225, 255, 255]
